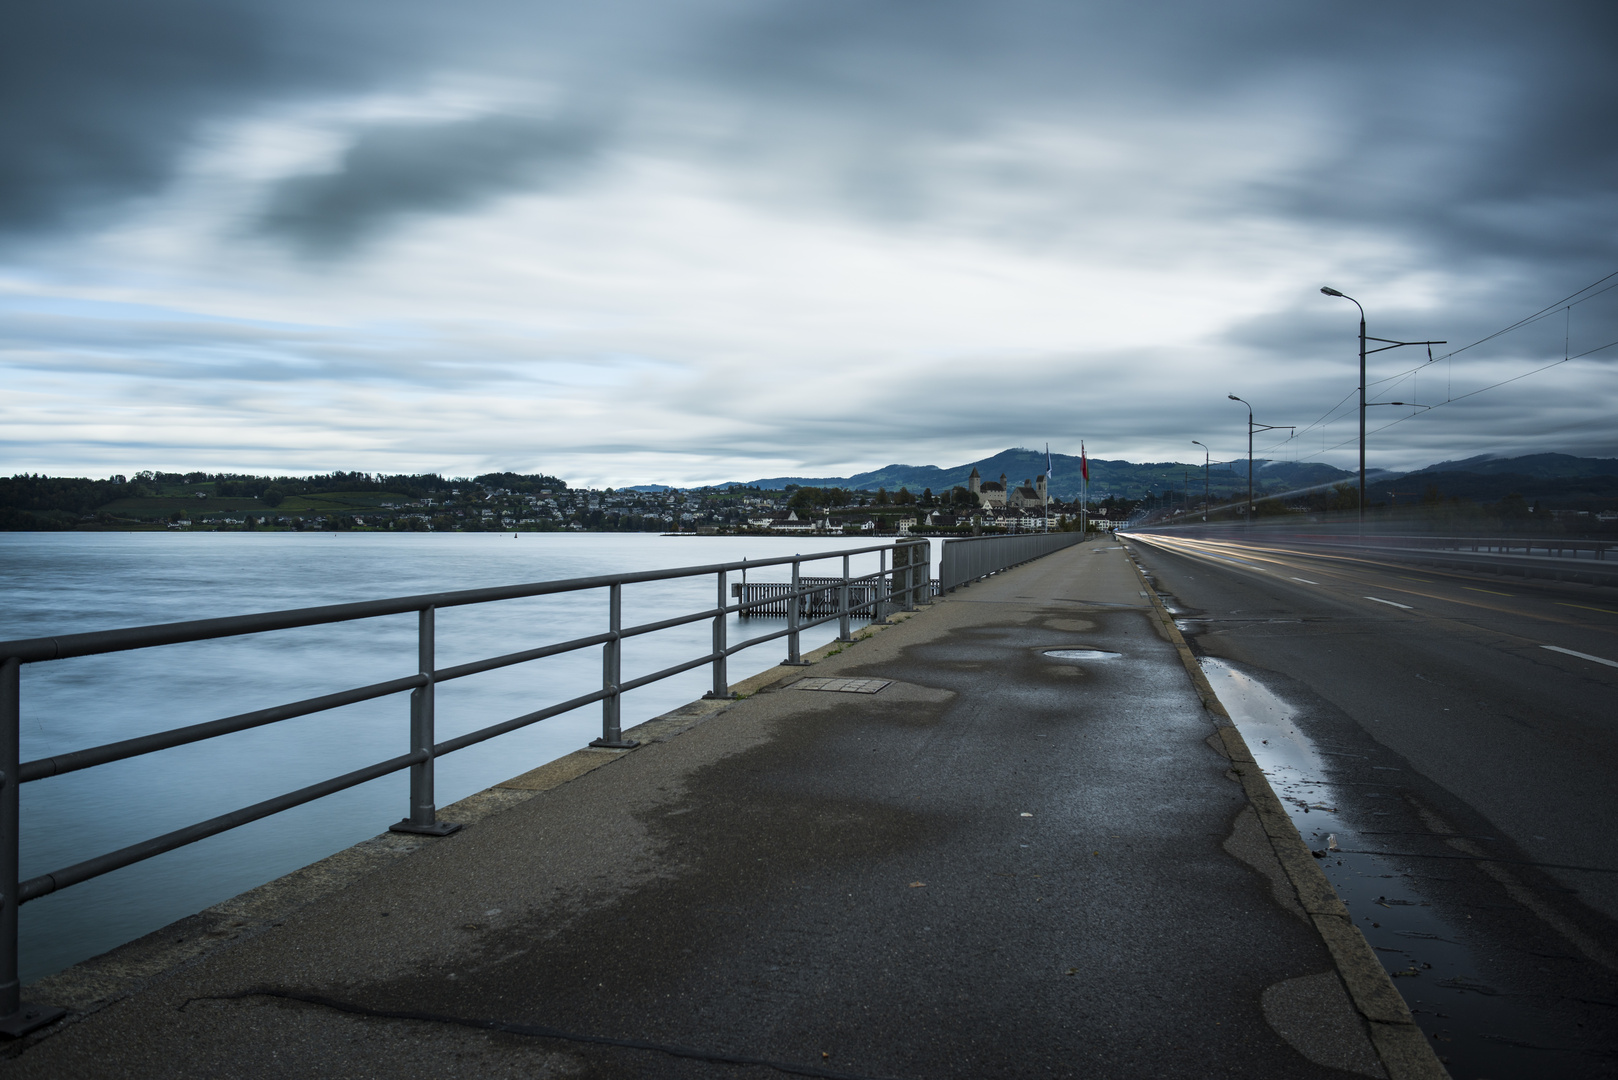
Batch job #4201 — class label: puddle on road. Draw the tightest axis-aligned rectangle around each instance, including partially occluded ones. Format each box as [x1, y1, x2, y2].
[1042, 648, 1121, 661]
[1202, 658, 1573, 1080]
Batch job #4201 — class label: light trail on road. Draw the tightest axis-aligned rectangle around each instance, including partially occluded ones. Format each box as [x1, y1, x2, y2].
[1124, 531, 1618, 648]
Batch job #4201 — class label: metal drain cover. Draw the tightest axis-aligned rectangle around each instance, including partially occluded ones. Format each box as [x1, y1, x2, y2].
[1043, 649, 1121, 661]
[792, 677, 892, 694]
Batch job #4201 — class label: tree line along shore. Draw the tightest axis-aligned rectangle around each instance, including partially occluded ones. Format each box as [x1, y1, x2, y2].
[0, 471, 1138, 534]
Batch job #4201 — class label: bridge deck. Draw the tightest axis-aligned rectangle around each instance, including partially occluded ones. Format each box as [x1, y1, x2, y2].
[9, 544, 1422, 1079]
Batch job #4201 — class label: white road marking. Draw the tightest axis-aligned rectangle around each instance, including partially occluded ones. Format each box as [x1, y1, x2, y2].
[1292, 577, 1320, 585]
[1542, 645, 1618, 670]
[1365, 596, 1413, 610]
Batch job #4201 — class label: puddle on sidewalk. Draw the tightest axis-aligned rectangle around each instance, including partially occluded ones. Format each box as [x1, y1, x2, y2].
[1202, 658, 1581, 1080]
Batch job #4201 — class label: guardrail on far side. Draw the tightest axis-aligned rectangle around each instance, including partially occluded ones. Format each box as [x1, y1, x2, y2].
[939, 531, 1087, 592]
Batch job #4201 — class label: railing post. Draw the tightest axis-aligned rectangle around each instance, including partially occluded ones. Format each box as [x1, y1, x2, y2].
[921, 539, 935, 603]
[392, 607, 459, 836]
[0, 657, 64, 1037]
[838, 554, 853, 642]
[918, 540, 930, 604]
[704, 569, 734, 699]
[894, 544, 907, 612]
[593, 583, 639, 747]
[783, 558, 809, 665]
[902, 543, 917, 611]
[872, 548, 891, 624]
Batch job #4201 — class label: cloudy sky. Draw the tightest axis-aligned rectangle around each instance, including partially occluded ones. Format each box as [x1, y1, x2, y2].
[4, 1, 1616, 486]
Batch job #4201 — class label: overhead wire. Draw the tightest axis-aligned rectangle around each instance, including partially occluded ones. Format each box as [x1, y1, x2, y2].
[1259, 333, 1618, 459]
[1252, 270, 1618, 458]
[1352, 271, 1618, 403]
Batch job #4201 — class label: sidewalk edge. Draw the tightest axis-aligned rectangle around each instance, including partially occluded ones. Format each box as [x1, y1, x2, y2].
[1123, 545, 1449, 1080]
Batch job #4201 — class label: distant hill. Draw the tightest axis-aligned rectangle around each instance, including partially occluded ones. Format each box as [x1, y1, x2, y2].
[737, 447, 1618, 506]
[738, 448, 1357, 501]
[1389, 454, 1618, 507]
[1400, 453, 1618, 480]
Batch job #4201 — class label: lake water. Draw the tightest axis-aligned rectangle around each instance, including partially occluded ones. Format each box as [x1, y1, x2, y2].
[1, 532, 936, 983]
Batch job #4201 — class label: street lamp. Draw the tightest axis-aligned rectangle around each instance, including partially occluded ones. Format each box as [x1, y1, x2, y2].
[1191, 440, 1210, 521]
[1320, 287, 1445, 526]
[1228, 396, 1294, 525]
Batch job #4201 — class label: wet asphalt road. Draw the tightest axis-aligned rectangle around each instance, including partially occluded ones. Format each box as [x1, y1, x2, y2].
[1125, 530, 1618, 1079]
[4, 543, 1384, 1079]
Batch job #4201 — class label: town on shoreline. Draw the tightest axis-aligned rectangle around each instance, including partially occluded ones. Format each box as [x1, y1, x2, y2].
[0, 469, 1134, 535]
[8, 449, 1617, 535]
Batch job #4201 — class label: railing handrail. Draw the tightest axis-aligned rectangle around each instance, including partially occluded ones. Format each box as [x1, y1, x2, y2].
[0, 541, 911, 665]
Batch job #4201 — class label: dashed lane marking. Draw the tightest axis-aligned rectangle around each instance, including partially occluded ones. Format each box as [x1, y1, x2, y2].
[1365, 596, 1414, 610]
[1292, 577, 1320, 585]
[1558, 602, 1618, 616]
[1463, 587, 1513, 597]
[1542, 645, 1618, 670]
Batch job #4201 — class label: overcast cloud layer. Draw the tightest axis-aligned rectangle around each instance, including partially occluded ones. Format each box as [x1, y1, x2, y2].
[3, 0, 1616, 486]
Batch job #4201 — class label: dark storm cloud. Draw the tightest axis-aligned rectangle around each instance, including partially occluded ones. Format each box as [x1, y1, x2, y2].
[1203, 7, 1618, 274]
[7, 0, 1618, 265]
[255, 113, 606, 256]
[690, 1, 1618, 265]
[0, 0, 413, 240]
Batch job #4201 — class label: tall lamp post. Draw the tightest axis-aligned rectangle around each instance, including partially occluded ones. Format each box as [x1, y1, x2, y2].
[1191, 440, 1210, 521]
[1227, 396, 1293, 525]
[1319, 287, 1445, 526]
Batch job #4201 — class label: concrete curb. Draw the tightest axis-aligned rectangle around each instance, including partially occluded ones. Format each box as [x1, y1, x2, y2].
[1122, 546, 1449, 1080]
[18, 603, 934, 1037]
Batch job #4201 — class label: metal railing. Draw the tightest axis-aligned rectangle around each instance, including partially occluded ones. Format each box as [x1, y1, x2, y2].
[0, 539, 930, 1033]
[938, 531, 1088, 592]
[1352, 534, 1615, 561]
[1343, 535, 1618, 586]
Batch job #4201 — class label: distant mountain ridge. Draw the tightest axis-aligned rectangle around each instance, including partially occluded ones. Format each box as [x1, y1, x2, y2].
[1381, 453, 1618, 506]
[731, 448, 1618, 505]
[735, 447, 1357, 501]
[1397, 453, 1618, 480]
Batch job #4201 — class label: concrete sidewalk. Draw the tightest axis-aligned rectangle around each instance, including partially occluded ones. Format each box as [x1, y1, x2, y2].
[6, 543, 1428, 1078]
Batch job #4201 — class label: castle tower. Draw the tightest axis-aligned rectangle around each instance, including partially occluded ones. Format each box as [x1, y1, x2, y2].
[968, 467, 981, 495]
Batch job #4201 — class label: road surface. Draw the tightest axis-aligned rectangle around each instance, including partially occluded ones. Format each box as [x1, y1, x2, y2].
[1125, 529, 1618, 1079]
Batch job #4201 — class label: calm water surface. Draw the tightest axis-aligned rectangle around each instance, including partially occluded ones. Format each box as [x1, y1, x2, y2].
[1, 532, 931, 982]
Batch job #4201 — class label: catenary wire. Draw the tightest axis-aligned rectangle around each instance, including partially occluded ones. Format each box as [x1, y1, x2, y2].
[1280, 268, 1618, 451]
